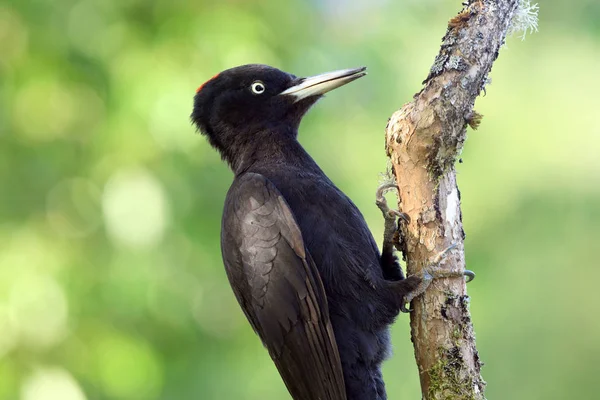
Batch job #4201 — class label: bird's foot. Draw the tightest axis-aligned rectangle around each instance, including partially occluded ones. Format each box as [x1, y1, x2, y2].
[376, 182, 410, 280]
[400, 244, 475, 313]
[376, 182, 409, 251]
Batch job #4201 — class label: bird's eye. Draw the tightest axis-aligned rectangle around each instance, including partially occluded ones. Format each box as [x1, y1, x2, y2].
[251, 81, 266, 94]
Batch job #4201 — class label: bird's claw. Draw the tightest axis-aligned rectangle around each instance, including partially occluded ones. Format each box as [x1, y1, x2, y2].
[375, 183, 409, 221]
[388, 209, 410, 224]
[376, 182, 410, 236]
[375, 182, 397, 203]
[376, 182, 411, 280]
[400, 303, 413, 313]
[464, 269, 475, 283]
[400, 245, 475, 313]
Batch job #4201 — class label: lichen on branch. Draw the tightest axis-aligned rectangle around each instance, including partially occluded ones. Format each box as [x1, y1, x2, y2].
[508, 0, 539, 40]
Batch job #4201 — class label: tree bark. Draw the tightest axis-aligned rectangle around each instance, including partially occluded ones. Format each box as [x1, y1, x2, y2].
[385, 1, 519, 399]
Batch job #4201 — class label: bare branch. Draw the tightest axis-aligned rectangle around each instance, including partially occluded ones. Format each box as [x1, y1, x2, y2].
[385, 1, 522, 398]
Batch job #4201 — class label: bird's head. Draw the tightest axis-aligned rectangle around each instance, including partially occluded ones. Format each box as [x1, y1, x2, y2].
[191, 64, 366, 163]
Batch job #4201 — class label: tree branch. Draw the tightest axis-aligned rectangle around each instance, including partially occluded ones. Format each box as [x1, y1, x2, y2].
[385, 1, 520, 398]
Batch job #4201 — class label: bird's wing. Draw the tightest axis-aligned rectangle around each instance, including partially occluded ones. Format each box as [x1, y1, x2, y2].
[221, 172, 346, 400]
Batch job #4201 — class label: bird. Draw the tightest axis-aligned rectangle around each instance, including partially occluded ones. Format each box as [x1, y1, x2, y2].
[191, 64, 472, 400]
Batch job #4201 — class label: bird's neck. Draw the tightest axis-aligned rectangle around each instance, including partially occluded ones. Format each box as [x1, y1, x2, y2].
[224, 127, 316, 175]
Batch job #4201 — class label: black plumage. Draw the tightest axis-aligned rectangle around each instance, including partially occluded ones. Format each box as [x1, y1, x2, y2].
[191, 64, 421, 400]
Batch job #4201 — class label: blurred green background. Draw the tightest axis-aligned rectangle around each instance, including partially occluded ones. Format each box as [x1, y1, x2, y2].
[1, 0, 599, 399]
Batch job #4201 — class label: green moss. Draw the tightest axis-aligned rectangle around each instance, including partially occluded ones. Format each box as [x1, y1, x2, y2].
[452, 327, 462, 342]
[427, 347, 477, 400]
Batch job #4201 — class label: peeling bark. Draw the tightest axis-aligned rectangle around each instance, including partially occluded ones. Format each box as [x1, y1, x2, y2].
[385, 1, 519, 399]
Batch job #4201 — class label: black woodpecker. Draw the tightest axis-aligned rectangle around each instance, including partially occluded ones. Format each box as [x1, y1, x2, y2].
[191, 64, 472, 400]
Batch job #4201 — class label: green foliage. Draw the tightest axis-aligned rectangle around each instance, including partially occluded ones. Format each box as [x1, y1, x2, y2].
[1, 0, 599, 399]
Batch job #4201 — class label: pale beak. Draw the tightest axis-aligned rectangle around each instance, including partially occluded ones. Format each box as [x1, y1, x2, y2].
[280, 67, 367, 102]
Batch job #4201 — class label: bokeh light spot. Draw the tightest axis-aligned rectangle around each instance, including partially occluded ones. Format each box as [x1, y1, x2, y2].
[8, 274, 68, 349]
[102, 168, 170, 249]
[0, 225, 66, 281]
[21, 367, 87, 400]
[149, 83, 199, 151]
